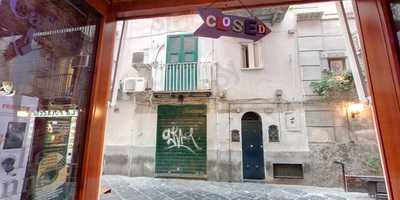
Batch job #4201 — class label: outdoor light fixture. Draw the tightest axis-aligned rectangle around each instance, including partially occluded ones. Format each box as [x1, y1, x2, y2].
[348, 103, 365, 118]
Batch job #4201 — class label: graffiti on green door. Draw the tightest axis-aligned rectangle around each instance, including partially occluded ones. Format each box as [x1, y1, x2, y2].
[156, 105, 207, 177]
[162, 126, 202, 154]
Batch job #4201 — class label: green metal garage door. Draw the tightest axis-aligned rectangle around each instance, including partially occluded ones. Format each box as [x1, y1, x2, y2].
[155, 105, 207, 178]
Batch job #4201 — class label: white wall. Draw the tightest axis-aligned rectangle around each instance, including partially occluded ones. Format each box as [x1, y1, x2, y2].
[106, 2, 352, 154]
[106, 8, 309, 152]
[213, 10, 302, 101]
[113, 11, 305, 102]
[216, 103, 309, 153]
[105, 101, 158, 146]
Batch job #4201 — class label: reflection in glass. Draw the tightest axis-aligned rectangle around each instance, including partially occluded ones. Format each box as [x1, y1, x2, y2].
[0, 0, 99, 199]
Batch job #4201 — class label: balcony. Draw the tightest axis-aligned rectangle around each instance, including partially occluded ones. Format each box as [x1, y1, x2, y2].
[151, 62, 216, 97]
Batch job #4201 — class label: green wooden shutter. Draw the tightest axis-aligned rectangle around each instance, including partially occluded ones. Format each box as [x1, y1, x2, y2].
[165, 34, 198, 91]
[155, 105, 207, 178]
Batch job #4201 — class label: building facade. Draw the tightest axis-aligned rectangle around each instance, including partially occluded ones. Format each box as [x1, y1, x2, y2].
[104, 2, 382, 187]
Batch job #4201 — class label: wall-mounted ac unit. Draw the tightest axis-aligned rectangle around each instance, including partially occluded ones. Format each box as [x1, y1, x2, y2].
[122, 77, 146, 93]
[132, 52, 145, 64]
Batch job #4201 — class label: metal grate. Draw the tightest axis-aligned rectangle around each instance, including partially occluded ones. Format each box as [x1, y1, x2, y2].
[273, 163, 304, 179]
[152, 62, 215, 92]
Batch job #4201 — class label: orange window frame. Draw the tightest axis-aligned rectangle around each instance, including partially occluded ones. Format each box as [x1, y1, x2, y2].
[82, 0, 400, 199]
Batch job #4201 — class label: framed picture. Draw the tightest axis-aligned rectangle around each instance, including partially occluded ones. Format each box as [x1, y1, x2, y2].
[0, 179, 19, 200]
[0, 154, 18, 177]
[3, 122, 27, 149]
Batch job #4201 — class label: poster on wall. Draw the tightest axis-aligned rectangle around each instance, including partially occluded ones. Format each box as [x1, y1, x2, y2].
[3, 122, 27, 149]
[30, 109, 78, 200]
[0, 95, 38, 200]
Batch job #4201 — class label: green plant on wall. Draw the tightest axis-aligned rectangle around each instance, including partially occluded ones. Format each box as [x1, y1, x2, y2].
[310, 71, 356, 101]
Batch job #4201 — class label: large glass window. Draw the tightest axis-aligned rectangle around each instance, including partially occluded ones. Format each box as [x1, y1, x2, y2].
[0, 1, 100, 199]
[104, 1, 386, 200]
[390, 0, 400, 57]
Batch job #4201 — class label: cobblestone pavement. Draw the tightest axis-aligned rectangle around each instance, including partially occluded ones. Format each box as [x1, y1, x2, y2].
[101, 175, 372, 200]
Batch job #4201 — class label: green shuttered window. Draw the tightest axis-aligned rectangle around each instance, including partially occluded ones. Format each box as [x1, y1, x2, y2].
[156, 105, 207, 178]
[165, 34, 198, 91]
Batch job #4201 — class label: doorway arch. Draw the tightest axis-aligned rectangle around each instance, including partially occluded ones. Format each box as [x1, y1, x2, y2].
[241, 112, 265, 179]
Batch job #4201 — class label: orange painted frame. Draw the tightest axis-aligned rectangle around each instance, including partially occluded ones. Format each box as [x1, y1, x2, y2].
[352, 0, 400, 198]
[81, 0, 400, 199]
[78, 1, 116, 199]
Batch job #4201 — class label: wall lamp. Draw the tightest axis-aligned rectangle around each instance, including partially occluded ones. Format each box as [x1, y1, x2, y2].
[348, 102, 366, 118]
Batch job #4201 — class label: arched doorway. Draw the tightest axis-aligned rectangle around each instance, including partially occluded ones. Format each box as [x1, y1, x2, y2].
[241, 112, 265, 180]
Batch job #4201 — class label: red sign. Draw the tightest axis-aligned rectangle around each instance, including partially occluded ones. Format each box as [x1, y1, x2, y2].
[194, 7, 271, 41]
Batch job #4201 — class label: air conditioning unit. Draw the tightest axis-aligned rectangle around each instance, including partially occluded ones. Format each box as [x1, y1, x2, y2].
[122, 77, 146, 93]
[132, 52, 145, 64]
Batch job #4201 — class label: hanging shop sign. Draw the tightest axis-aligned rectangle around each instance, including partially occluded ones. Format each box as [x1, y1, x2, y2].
[194, 7, 271, 41]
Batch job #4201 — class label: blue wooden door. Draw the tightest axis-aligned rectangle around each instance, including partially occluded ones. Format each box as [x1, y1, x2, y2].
[241, 112, 265, 179]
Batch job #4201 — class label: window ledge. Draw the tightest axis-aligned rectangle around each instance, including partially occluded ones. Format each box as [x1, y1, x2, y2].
[240, 67, 264, 71]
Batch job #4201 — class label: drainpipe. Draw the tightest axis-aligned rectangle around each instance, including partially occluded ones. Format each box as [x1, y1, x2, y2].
[110, 20, 127, 107]
[228, 103, 232, 182]
[335, 1, 368, 100]
[128, 95, 136, 176]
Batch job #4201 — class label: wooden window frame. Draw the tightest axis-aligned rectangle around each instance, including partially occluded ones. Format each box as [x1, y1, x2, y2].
[83, 0, 400, 199]
[241, 44, 250, 68]
[240, 42, 264, 69]
[166, 34, 199, 63]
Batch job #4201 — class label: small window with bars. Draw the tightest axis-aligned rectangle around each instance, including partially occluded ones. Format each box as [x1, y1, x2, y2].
[268, 125, 280, 142]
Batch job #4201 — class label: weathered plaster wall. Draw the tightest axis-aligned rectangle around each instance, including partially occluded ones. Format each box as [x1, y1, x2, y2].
[213, 10, 302, 101]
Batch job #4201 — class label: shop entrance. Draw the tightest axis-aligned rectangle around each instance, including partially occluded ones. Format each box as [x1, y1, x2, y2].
[155, 105, 207, 178]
